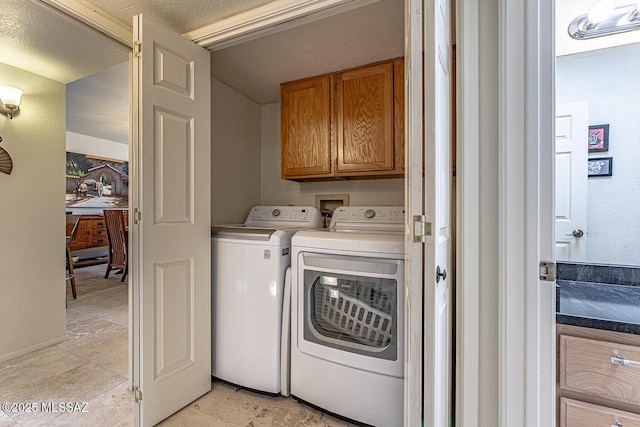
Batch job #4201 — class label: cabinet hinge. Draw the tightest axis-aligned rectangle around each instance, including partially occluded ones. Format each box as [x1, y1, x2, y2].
[134, 386, 143, 403]
[133, 208, 142, 225]
[413, 215, 431, 243]
[133, 41, 142, 58]
[539, 261, 556, 282]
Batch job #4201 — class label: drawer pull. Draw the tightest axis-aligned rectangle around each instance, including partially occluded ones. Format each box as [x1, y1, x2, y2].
[611, 354, 640, 367]
[611, 422, 623, 427]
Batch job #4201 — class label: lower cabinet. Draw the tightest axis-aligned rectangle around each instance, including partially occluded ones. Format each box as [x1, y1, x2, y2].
[558, 325, 640, 427]
[561, 398, 640, 427]
[67, 214, 108, 252]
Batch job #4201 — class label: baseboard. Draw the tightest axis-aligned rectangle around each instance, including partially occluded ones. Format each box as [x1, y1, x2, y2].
[0, 334, 68, 364]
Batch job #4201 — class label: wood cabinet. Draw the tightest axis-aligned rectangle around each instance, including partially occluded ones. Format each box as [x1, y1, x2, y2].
[67, 214, 108, 252]
[281, 58, 404, 181]
[281, 75, 332, 179]
[557, 325, 640, 427]
[561, 398, 640, 427]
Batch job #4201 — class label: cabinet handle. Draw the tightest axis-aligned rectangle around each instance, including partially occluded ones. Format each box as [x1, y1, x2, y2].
[611, 354, 640, 367]
[611, 422, 623, 427]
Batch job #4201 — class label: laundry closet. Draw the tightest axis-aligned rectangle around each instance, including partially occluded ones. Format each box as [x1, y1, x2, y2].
[207, 0, 406, 425]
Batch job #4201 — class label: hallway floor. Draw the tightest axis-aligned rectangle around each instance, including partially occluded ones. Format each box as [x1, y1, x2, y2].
[0, 264, 355, 427]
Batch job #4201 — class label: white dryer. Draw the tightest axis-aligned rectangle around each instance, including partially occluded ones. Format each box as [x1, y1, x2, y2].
[290, 206, 405, 427]
[212, 206, 321, 394]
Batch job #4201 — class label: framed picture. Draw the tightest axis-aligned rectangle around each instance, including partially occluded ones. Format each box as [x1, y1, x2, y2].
[588, 124, 609, 152]
[588, 157, 613, 177]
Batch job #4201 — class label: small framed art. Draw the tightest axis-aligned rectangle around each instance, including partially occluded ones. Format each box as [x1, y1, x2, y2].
[588, 124, 609, 152]
[588, 157, 613, 177]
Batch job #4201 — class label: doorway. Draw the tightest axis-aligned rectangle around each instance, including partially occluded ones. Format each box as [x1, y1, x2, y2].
[554, 1, 640, 425]
[0, 0, 456, 424]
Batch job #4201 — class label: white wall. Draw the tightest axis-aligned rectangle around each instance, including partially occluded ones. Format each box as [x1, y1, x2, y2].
[0, 62, 67, 361]
[211, 78, 262, 224]
[557, 43, 640, 266]
[260, 102, 405, 208]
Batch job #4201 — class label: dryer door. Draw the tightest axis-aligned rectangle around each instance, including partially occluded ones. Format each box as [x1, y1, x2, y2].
[298, 253, 404, 377]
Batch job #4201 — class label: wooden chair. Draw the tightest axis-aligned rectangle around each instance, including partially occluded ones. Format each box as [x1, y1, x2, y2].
[104, 209, 128, 282]
[65, 214, 81, 299]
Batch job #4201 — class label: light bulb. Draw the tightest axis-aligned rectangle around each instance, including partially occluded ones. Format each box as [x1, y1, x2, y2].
[587, 0, 615, 25]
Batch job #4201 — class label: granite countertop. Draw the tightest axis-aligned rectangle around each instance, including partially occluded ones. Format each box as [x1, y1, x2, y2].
[556, 262, 640, 335]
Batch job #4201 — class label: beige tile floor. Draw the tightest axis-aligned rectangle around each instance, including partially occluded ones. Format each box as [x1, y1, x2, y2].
[0, 264, 357, 427]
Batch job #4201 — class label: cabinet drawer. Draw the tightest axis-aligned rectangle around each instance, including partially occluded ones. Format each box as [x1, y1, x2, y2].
[561, 398, 640, 427]
[560, 335, 640, 405]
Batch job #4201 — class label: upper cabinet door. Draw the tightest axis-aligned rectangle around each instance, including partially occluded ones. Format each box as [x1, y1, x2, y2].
[281, 75, 332, 179]
[336, 62, 394, 174]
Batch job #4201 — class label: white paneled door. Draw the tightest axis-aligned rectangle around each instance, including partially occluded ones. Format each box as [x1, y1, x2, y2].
[131, 14, 211, 427]
[405, 0, 453, 425]
[555, 102, 588, 261]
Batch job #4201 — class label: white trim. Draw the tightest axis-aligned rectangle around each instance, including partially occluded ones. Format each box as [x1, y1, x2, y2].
[526, 0, 556, 426]
[36, 0, 132, 47]
[499, 0, 527, 425]
[404, 1, 424, 426]
[455, 0, 480, 424]
[0, 335, 67, 364]
[184, 0, 382, 50]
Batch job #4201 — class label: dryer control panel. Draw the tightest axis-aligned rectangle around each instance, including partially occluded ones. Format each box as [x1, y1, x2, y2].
[330, 206, 405, 231]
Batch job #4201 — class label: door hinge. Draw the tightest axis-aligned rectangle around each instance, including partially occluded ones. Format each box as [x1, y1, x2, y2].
[133, 208, 142, 225]
[539, 261, 556, 282]
[134, 386, 143, 403]
[413, 215, 431, 243]
[133, 41, 142, 58]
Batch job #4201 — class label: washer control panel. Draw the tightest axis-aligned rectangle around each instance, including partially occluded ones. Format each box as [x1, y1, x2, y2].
[244, 206, 322, 228]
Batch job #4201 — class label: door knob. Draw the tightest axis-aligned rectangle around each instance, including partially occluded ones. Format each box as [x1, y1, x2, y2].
[436, 266, 447, 283]
[565, 229, 584, 238]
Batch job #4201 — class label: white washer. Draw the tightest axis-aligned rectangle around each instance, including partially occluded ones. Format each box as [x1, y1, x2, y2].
[290, 206, 405, 427]
[212, 206, 321, 394]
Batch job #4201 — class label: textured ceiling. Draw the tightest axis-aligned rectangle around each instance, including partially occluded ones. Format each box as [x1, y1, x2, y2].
[75, 0, 277, 34]
[0, 0, 129, 84]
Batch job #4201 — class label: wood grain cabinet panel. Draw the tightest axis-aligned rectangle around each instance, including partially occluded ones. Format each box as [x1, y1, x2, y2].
[281, 75, 332, 179]
[336, 62, 394, 174]
[280, 58, 404, 181]
[560, 335, 640, 405]
[557, 326, 640, 426]
[561, 398, 640, 427]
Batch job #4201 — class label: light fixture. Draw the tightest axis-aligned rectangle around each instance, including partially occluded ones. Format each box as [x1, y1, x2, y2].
[0, 86, 23, 119]
[569, 1, 640, 39]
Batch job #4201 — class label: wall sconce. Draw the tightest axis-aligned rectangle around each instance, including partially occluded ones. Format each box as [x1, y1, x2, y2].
[569, 0, 640, 40]
[0, 86, 24, 119]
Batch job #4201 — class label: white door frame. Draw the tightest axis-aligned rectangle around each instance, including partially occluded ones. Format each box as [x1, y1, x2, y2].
[456, 0, 555, 425]
[454, 0, 480, 424]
